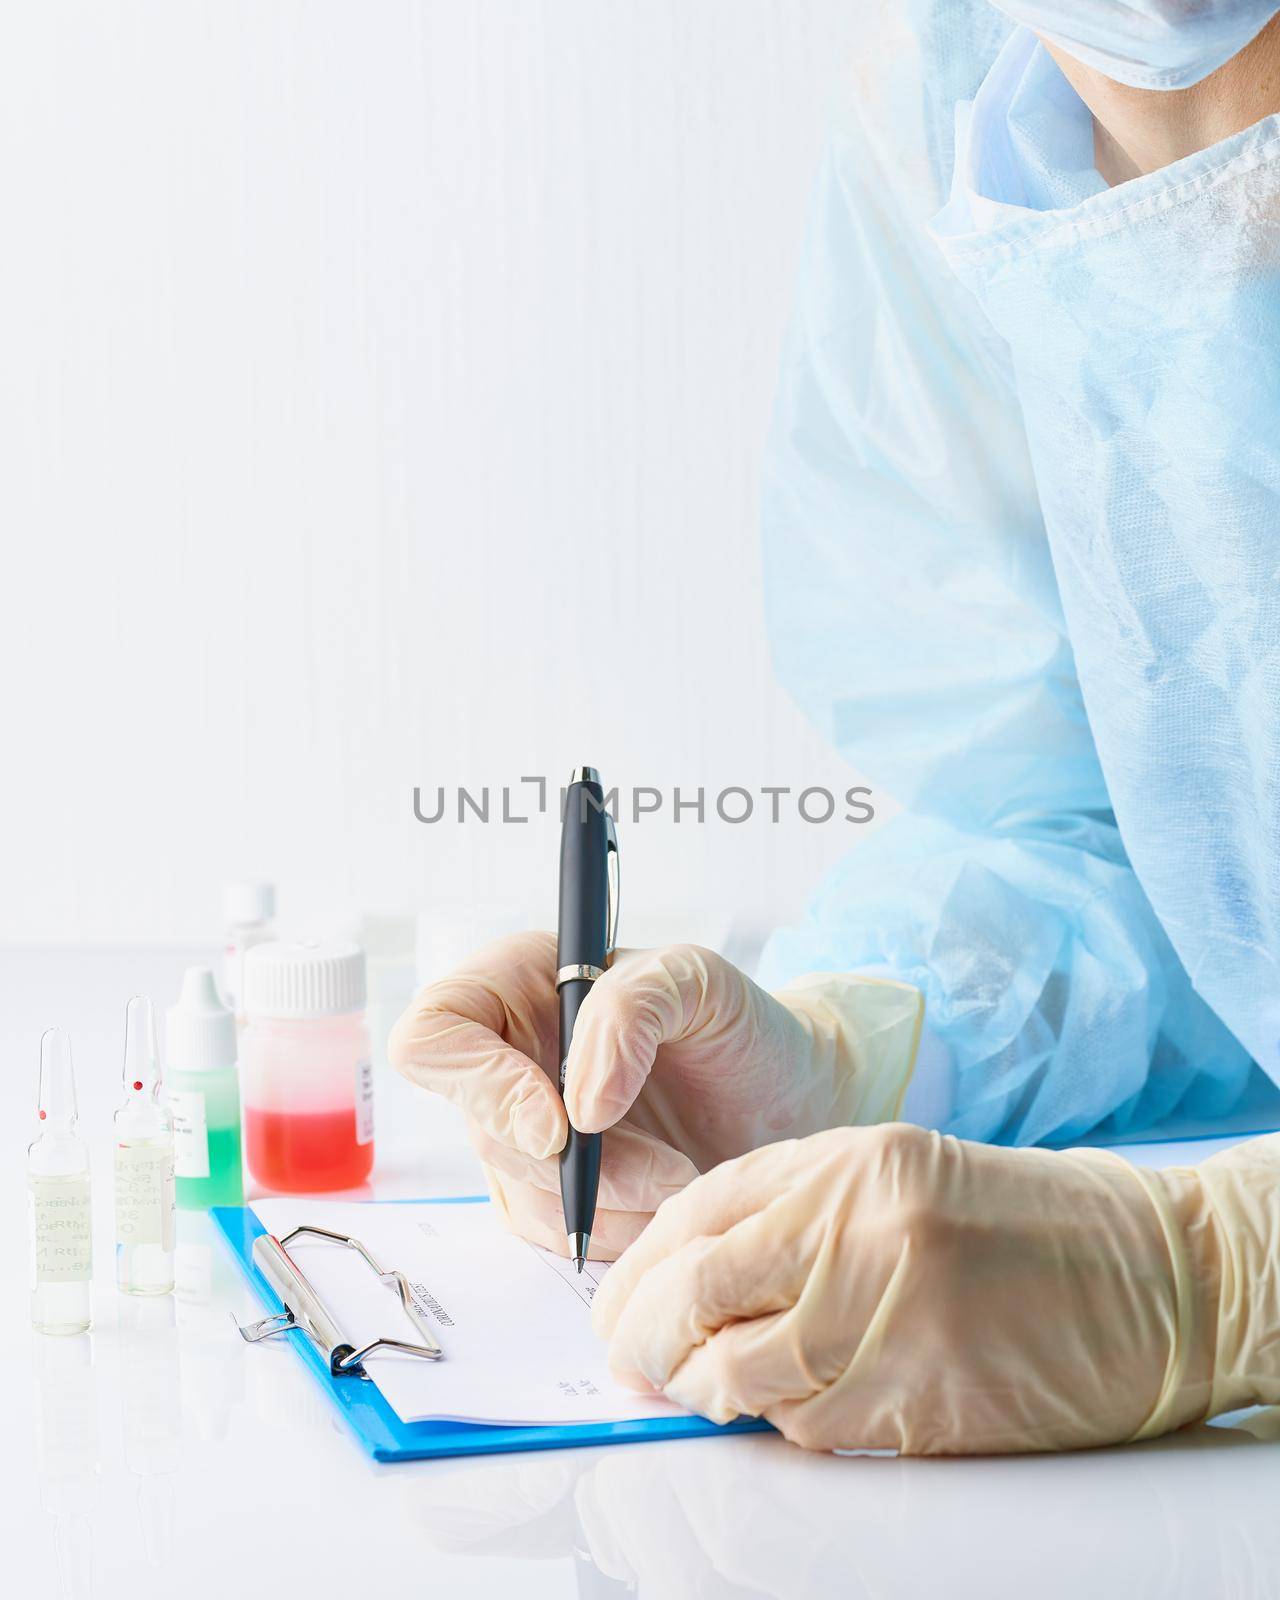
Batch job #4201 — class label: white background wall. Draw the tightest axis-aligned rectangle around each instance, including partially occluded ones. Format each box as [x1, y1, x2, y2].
[0, 0, 880, 950]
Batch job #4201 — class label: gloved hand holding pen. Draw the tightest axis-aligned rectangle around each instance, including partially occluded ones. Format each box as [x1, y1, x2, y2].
[390, 936, 1280, 1456]
[389, 930, 922, 1259]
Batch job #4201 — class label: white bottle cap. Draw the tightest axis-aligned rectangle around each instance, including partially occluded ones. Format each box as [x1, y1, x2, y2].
[243, 939, 367, 1018]
[223, 881, 276, 926]
[166, 967, 238, 1072]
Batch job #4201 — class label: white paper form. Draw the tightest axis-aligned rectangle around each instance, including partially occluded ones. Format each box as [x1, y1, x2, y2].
[250, 1198, 680, 1428]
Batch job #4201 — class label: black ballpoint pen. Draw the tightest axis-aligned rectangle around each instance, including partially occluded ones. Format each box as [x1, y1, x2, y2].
[556, 765, 619, 1272]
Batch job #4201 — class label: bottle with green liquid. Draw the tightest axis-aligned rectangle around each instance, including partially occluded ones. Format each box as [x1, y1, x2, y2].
[165, 966, 243, 1209]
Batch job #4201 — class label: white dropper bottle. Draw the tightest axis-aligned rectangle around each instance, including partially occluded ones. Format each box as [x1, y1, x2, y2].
[113, 996, 175, 1296]
[28, 1029, 93, 1334]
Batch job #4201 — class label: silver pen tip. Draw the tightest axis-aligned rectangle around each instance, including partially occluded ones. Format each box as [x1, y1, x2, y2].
[568, 1231, 591, 1268]
[574, 1257, 586, 1274]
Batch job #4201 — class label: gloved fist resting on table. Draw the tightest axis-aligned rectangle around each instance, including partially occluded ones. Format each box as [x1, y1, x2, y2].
[594, 1125, 1280, 1455]
[388, 931, 922, 1259]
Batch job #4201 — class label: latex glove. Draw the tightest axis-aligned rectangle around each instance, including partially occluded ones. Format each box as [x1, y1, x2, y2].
[595, 1125, 1280, 1454]
[389, 931, 922, 1260]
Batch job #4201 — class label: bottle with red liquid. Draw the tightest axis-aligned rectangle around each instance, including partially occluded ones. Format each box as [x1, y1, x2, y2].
[241, 939, 374, 1193]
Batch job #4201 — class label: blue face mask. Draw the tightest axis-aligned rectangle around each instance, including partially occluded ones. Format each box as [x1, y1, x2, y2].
[990, 2, 1279, 89]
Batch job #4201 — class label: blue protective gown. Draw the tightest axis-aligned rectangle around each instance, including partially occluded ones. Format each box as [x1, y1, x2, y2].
[759, 8, 1277, 1144]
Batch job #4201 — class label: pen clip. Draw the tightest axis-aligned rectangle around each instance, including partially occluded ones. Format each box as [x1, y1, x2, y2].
[605, 813, 620, 958]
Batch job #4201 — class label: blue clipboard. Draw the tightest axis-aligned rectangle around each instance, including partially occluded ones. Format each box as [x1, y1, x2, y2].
[211, 1200, 770, 1463]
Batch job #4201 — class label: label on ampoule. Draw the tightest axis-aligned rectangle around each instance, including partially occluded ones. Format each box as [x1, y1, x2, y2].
[114, 1142, 176, 1249]
[355, 1058, 375, 1144]
[170, 1090, 210, 1179]
[28, 1173, 92, 1283]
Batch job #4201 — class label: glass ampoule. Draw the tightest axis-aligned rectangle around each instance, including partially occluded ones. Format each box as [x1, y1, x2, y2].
[113, 996, 176, 1296]
[28, 1029, 93, 1335]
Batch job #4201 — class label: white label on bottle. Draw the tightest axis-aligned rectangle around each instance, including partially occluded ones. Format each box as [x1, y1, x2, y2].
[28, 1173, 93, 1283]
[355, 1059, 375, 1145]
[114, 1142, 176, 1249]
[170, 1090, 210, 1179]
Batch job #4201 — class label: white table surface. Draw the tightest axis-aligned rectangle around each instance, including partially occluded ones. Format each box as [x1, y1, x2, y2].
[3, 945, 1278, 1600]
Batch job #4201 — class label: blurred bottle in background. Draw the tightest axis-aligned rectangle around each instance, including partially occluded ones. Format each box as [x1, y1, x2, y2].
[221, 881, 276, 1023]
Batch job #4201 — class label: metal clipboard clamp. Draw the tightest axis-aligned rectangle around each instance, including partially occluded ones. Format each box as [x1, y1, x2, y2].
[235, 1225, 443, 1375]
